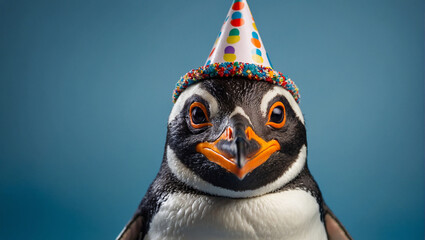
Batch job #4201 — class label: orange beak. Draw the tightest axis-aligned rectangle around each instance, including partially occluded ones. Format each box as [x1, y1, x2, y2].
[196, 126, 280, 179]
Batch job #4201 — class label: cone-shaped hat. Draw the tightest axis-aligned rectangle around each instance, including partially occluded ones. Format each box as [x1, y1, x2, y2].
[205, 0, 272, 67]
[173, 0, 299, 103]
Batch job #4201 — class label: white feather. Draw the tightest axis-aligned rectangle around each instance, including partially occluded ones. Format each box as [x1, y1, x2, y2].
[229, 106, 253, 125]
[145, 189, 327, 240]
[169, 84, 219, 124]
[260, 86, 305, 124]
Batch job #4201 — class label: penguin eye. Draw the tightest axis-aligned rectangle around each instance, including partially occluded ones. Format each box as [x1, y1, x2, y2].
[189, 102, 212, 129]
[266, 101, 286, 129]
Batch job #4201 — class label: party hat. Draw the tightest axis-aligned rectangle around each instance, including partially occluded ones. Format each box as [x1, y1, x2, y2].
[205, 0, 272, 67]
[173, 0, 300, 103]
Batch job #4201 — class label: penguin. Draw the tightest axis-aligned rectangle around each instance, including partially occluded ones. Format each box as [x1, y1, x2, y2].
[116, 77, 352, 240]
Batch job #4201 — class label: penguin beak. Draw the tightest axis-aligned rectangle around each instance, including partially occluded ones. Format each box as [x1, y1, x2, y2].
[196, 125, 280, 180]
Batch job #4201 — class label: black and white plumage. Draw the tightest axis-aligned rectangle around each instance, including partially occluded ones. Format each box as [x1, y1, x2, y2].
[117, 78, 352, 240]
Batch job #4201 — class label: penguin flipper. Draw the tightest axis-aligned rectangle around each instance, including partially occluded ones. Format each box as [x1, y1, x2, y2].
[116, 210, 144, 240]
[323, 204, 352, 240]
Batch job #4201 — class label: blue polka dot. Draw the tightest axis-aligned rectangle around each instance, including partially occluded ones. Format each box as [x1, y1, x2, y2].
[232, 12, 242, 19]
[251, 48, 262, 56]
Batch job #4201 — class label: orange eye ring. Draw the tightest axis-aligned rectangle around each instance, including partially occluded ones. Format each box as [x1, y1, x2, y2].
[189, 102, 213, 129]
[266, 101, 286, 129]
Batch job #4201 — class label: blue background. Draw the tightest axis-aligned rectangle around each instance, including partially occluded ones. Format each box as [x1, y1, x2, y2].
[0, 0, 424, 239]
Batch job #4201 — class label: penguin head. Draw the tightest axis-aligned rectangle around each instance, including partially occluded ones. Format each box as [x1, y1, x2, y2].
[166, 78, 306, 198]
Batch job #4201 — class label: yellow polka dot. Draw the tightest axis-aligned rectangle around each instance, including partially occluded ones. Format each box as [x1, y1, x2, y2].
[224, 54, 237, 62]
[252, 55, 263, 63]
[227, 36, 240, 44]
[253, 22, 258, 31]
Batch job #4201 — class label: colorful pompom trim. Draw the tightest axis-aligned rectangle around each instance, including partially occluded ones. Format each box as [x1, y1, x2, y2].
[173, 62, 300, 103]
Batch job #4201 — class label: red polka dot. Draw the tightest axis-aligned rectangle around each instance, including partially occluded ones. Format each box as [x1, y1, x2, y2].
[232, 2, 244, 10]
[209, 48, 215, 58]
[231, 19, 245, 27]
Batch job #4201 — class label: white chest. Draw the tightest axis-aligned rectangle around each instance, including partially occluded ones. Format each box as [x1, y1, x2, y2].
[145, 189, 327, 240]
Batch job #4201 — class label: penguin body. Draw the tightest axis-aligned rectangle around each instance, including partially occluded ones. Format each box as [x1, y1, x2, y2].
[117, 79, 352, 240]
[145, 190, 325, 240]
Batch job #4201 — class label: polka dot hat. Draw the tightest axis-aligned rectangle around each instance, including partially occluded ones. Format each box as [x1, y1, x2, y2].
[173, 0, 300, 103]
